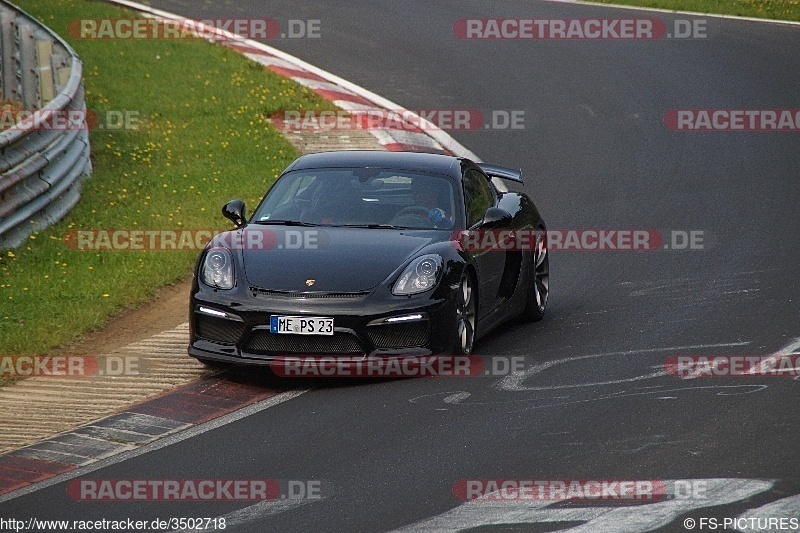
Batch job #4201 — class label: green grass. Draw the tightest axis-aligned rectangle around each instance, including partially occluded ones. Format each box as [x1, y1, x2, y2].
[593, 0, 800, 21]
[0, 0, 336, 359]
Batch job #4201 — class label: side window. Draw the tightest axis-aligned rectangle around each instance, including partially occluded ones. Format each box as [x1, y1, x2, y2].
[463, 169, 495, 228]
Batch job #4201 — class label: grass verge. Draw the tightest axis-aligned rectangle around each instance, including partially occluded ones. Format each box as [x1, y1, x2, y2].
[0, 0, 336, 364]
[592, 0, 800, 22]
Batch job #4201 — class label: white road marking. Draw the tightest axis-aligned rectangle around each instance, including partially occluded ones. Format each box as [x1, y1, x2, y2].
[391, 478, 774, 532]
[443, 392, 471, 404]
[736, 494, 800, 532]
[169, 498, 312, 533]
[747, 338, 800, 376]
[496, 342, 750, 392]
[467, 385, 767, 411]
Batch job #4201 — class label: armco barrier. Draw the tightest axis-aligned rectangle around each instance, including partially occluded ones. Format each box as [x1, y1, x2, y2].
[0, 1, 91, 250]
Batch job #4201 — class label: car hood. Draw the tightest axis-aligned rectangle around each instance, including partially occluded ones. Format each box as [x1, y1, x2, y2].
[238, 226, 446, 293]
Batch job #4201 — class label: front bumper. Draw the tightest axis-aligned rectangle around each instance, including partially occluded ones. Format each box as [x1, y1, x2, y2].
[188, 285, 456, 365]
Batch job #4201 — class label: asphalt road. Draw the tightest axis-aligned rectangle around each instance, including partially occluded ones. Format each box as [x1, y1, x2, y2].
[3, 1, 799, 531]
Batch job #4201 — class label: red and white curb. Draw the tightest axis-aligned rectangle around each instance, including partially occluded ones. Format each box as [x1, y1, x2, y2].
[105, 0, 482, 159]
[0, 375, 286, 496]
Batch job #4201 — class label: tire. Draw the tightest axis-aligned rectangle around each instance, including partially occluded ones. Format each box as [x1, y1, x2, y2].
[454, 272, 477, 355]
[521, 228, 549, 323]
[196, 357, 231, 371]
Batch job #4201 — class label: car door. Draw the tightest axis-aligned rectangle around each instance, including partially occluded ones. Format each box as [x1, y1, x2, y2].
[462, 168, 507, 318]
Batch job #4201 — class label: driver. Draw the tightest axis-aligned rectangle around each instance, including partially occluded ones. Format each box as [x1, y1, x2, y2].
[410, 177, 453, 229]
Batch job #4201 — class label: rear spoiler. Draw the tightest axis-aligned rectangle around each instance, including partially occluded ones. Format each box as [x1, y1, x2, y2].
[478, 163, 523, 185]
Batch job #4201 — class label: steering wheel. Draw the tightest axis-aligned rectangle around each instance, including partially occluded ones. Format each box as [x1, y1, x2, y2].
[393, 205, 431, 220]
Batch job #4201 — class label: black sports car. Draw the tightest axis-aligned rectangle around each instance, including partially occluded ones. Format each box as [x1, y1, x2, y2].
[188, 150, 548, 366]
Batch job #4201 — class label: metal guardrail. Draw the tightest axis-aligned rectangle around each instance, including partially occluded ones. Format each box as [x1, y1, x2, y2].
[0, 0, 91, 250]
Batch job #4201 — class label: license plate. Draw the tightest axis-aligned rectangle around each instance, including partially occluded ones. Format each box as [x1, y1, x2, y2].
[270, 315, 334, 335]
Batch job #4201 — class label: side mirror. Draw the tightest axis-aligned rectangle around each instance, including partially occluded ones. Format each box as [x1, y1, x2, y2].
[480, 207, 512, 229]
[222, 199, 247, 228]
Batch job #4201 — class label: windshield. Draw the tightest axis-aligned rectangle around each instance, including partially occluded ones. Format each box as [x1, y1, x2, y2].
[251, 168, 460, 229]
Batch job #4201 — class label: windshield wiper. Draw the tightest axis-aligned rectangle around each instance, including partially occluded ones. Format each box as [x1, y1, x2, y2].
[252, 219, 319, 227]
[338, 223, 410, 229]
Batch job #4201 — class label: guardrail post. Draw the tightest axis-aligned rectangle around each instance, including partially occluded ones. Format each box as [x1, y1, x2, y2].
[17, 20, 37, 109]
[51, 49, 68, 95]
[36, 37, 54, 105]
[0, 10, 17, 101]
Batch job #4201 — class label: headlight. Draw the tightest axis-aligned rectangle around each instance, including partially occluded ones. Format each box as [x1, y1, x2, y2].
[393, 254, 442, 296]
[202, 248, 234, 289]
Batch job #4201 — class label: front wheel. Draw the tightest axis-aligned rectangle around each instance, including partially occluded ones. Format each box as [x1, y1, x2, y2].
[521, 229, 549, 322]
[195, 357, 231, 371]
[453, 272, 477, 355]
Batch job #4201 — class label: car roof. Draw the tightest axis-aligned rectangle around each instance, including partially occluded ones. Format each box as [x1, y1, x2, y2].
[283, 150, 469, 177]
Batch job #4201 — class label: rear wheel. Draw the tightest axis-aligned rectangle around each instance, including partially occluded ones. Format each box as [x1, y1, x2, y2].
[454, 273, 476, 355]
[521, 229, 549, 322]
